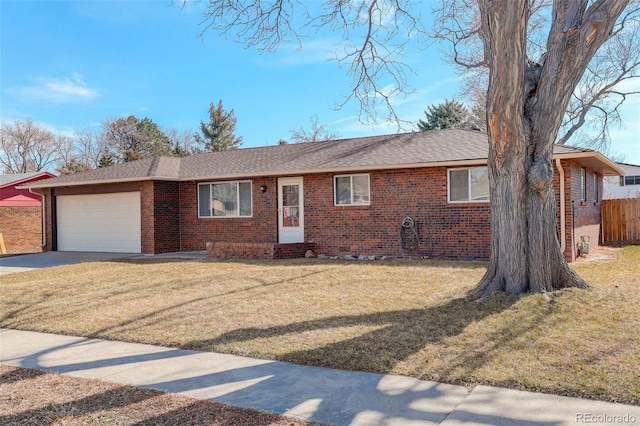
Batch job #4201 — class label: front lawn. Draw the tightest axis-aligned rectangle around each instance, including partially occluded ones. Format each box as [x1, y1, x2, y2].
[1, 246, 639, 405]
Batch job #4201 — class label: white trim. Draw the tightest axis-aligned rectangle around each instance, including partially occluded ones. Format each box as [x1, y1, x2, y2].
[555, 159, 566, 253]
[553, 151, 626, 176]
[447, 167, 490, 204]
[580, 168, 587, 202]
[197, 180, 253, 218]
[333, 173, 371, 206]
[278, 177, 304, 243]
[20, 152, 625, 190]
[56, 192, 141, 253]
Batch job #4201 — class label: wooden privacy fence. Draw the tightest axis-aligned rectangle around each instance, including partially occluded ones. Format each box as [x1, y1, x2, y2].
[601, 198, 640, 245]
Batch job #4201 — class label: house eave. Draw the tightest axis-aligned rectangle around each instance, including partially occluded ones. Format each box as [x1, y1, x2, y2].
[14, 151, 623, 188]
[553, 152, 626, 176]
[179, 159, 490, 181]
[1, 172, 56, 189]
[17, 176, 158, 190]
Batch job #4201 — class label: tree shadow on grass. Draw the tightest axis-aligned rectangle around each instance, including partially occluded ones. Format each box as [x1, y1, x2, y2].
[0, 365, 47, 385]
[185, 293, 519, 374]
[132, 401, 316, 426]
[0, 378, 157, 425]
[0, 369, 312, 426]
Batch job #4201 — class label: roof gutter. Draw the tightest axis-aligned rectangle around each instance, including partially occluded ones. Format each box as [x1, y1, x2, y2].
[555, 159, 566, 254]
[18, 176, 160, 189]
[28, 188, 47, 249]
[181, 159, 490, 183]
[14, 159, 490, 189]
[553, 151, 626, 176]
[14, 151, 623, 189]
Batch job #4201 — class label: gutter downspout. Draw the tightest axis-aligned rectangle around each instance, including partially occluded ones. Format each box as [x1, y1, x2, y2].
[555, 159, 566, 254]
[29, 188, 47, 249]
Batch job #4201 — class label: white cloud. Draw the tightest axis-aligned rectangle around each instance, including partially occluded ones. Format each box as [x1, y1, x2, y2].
[13, 74, 100, 104]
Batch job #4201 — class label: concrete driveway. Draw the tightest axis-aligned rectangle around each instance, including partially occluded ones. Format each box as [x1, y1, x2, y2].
[0, 252, 138, 275]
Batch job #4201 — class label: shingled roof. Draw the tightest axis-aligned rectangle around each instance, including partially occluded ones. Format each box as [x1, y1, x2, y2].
[22, 129, 624, 188]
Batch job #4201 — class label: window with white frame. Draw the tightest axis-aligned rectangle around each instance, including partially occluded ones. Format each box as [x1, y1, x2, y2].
[334, 174, 370, 206]
[198, 181, 252, 217]
[593, 174, 598, 202]
[448, 167, 490, 203]
[580, 168, 587, 201]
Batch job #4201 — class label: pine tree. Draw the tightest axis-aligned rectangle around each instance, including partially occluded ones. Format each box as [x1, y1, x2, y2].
[195, 100, 243, 151]
[417, 99, 473, 131]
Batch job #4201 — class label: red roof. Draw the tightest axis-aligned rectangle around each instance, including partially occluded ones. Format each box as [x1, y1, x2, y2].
[0, 172, 55, 207]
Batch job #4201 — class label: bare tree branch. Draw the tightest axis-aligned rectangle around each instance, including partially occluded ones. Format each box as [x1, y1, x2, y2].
[289, 115, 341, 142]
[0, 119, 62, 173]
[192, 1, 427, 124]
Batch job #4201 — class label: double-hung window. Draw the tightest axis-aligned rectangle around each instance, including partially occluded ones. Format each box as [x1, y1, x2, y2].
[334, 174, 370, 206]
[198, 181, 252, 217]
[448, 167, 490, 203]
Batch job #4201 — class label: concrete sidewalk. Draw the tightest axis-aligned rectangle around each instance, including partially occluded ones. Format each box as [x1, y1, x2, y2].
[1, 329, 638, 425]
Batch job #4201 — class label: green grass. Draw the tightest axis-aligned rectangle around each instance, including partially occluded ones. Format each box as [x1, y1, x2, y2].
[1, 247, 639, 405]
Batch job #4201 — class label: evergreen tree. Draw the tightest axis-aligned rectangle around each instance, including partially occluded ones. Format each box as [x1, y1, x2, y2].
[195, 100, 243, 151]
[417, 99, 472, 131]
[102, 116, 173, 162]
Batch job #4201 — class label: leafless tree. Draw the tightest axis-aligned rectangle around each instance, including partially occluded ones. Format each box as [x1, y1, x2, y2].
[191, 1, 428, 124]
[190, 0, 638, 295]
[166, 128, 198, 156]
[289, 116, 341, 143]
[557, 18, 640, 148]
[0, 119, 63, 173]
[437, 0, 640, 153]
[433, 0, 638, 295]
[56, 127, 112, 175]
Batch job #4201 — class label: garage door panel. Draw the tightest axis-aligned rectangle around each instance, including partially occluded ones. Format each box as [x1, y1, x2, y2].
[57, 192, 141, 253]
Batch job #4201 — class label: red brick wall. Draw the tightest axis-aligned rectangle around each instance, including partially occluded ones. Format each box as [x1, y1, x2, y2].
[206, 242, 315, 259]
[179, 178, 278, 252]
[49, 183, 142, 253]
[568, 162, 602, 258]
[37, 163, 599, 261]
[178, 168, 491, 260]
[140, 181, 181, 254]
[304, 168, 491, 259]
[554, 160, 574, 261]
[0, 206, 43, 254]
[140, 181, 154, 254]
[43, 188, 54, 251]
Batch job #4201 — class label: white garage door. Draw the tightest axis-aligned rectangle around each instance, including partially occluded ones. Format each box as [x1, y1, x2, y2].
[57, 192, 141, 253]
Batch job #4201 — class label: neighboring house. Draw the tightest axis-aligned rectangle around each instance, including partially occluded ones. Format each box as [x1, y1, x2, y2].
[22, 130, 623, 262]
[603, 162, 640, 199]
[0, 171, 55, 254]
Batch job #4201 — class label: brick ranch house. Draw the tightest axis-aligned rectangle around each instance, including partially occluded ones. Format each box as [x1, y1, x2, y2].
[0, 171, 55, 254]
[22, 129, 624, 262]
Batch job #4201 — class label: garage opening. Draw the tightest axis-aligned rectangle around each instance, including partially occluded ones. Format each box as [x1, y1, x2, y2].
[56, 192, 141, 253]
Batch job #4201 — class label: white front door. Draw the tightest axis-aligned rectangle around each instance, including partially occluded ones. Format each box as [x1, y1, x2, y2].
[278, 177, 304, 243]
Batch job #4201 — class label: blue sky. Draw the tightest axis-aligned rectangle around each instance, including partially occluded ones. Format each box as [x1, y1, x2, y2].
[1, 0, 639, 164]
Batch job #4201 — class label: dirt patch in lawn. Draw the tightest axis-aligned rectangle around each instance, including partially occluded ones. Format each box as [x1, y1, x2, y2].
[573, 245, 622, 263]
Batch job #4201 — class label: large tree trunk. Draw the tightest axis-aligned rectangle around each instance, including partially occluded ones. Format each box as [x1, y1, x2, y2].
[475, 0, 628, 296]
